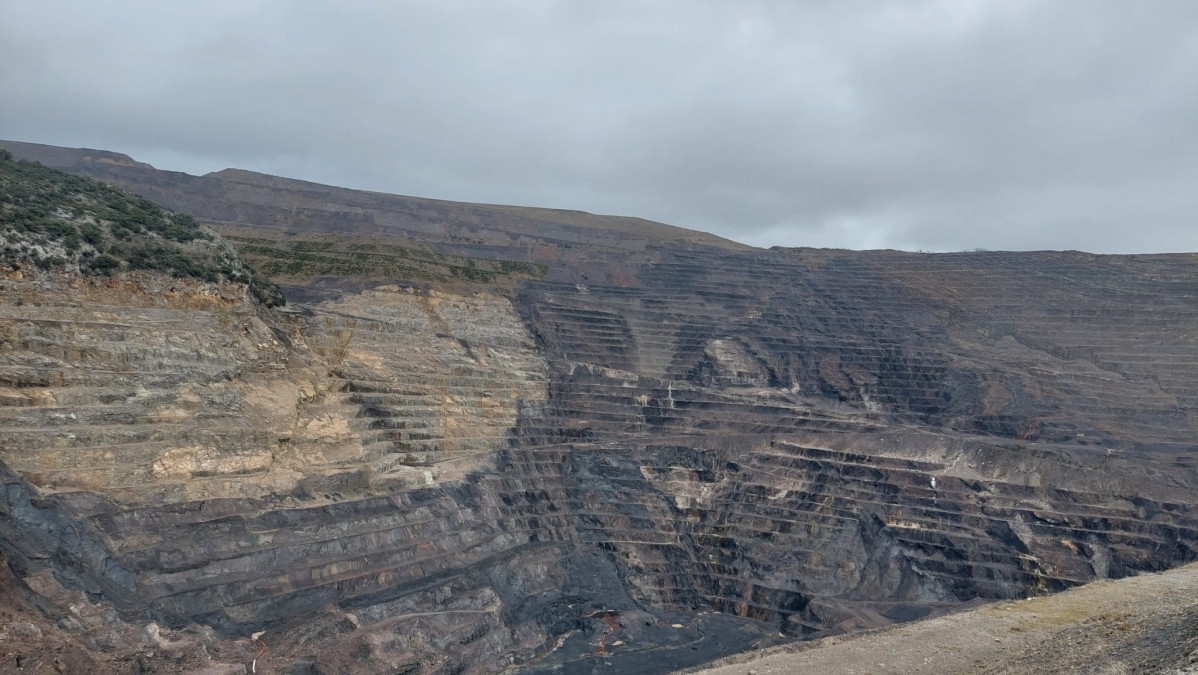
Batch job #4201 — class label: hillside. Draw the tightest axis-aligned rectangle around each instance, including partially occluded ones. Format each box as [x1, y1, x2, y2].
[0, 140, 750, 277]
[1, 141, 1197, 674]
[0, 149, 282, 305]
[687, 560, 1198, 674]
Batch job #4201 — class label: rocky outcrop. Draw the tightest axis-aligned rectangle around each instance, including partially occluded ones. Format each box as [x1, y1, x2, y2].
[2, 141, 1198, 674]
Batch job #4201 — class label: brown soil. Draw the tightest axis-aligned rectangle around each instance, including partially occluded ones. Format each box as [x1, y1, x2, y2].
[685, 562, 1198, 675]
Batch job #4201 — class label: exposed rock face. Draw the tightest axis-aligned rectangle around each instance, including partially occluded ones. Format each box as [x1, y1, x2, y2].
[2, 140, 1198, 674]
[514, 248, 1198, 639]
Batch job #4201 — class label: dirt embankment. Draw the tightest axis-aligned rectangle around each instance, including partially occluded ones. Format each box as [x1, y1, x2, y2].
[686, 562, 1198, 675]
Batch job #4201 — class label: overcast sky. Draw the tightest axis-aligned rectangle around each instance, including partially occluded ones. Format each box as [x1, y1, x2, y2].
[2, 1, 1196, 252]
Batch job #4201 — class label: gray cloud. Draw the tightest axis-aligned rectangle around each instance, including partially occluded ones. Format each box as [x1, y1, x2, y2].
[2, 0, 1197, 252]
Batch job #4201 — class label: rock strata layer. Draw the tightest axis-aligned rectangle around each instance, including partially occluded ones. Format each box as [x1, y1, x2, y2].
[2, 140, 1198, 674]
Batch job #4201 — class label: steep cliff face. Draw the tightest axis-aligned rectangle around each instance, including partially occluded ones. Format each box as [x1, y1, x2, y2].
[0, 269, 573, 674]
[514, 247, 1198, 640]
[2, 141, 1198, 674]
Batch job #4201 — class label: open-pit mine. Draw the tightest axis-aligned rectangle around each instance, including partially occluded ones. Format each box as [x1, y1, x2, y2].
[2, 140, 1197, 674]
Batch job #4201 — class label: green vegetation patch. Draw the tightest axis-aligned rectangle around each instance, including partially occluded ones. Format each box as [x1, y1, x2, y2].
[225, 234, 548, 285]
[0, 150, 283, 306]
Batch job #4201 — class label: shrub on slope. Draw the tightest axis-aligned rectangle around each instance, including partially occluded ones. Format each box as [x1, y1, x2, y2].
[0, 149, 283, 306]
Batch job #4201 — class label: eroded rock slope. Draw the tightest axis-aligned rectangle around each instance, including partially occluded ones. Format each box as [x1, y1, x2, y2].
[2, 141, 1198, 674]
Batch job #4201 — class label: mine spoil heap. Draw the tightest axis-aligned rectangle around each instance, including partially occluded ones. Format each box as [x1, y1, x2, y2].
[1, 140, 1197, 674]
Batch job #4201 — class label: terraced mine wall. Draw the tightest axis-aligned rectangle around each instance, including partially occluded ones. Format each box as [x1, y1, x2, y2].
[3, 141, 1198, 674]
